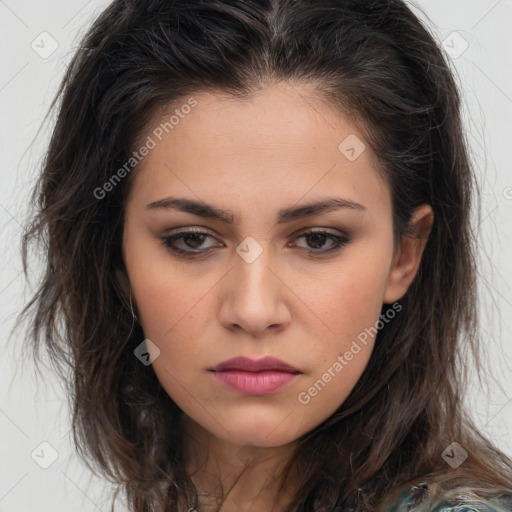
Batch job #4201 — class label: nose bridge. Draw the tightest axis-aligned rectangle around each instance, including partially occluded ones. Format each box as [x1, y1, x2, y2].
[232, 239, 276, 305]
[218, 237, 290, 334]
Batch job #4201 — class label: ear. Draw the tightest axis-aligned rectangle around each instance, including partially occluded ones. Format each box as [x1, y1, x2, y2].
[383, 204, 434, 304]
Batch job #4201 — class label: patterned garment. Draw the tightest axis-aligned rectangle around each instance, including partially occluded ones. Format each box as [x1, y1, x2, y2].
[332, 485, 512, 511]
[384, 486, 512, 512]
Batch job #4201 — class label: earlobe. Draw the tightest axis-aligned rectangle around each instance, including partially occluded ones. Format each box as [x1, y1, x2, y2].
[383, 204, 434, 304]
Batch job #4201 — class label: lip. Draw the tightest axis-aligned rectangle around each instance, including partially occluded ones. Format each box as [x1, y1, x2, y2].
[210, 370, 299, 395]
[208, 356, 301, 373]
[207, 356, 302, 396]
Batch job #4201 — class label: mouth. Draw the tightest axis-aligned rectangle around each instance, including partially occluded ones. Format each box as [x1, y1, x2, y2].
[207, 355, 302, 395]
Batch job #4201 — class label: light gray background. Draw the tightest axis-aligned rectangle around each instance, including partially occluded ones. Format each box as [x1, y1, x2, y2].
[1, 1, 511, 511]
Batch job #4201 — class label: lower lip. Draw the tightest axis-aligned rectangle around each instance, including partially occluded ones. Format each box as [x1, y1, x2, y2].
[210, 370, 299, 395]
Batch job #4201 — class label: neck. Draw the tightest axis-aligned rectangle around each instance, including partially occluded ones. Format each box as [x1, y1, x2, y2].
[182, 415, 299, 512]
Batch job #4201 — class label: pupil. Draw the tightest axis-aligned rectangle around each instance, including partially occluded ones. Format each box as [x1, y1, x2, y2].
[307, 233, 326, 249]
[185, 233, 206, 248]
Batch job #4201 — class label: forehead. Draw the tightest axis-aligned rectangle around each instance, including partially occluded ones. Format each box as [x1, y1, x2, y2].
[150, 83, 353, 156]
[126, 82, 390, 220]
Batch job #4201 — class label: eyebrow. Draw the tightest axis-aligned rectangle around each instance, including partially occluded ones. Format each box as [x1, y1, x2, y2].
[145, 196, 366, 224]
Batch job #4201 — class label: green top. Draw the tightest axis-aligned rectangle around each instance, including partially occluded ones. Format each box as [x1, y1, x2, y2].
[383, 485, 512, 512]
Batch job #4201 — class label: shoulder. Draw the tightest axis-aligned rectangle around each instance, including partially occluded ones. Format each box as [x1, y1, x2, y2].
[384, 484, 512, 512]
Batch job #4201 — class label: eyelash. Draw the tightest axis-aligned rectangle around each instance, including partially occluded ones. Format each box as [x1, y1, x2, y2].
[161, 228, 350, 257]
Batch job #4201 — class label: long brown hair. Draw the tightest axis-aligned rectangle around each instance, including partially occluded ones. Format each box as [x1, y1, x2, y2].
[16, 0, 512, 511]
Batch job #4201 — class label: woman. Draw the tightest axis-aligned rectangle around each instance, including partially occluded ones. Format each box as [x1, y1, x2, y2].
[19, 0, 512, 511]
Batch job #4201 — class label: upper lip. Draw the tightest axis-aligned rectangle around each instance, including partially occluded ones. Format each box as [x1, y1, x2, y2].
[208, 356, 301, 373]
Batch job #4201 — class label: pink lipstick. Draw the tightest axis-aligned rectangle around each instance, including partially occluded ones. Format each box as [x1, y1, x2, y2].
[208, 356, 301, 395]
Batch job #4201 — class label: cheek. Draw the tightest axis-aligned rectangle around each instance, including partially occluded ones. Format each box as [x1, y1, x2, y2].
[129, 268, 213, 388]
[131, 273, 212, 344]
[302, 257, 390, 386]
[123, 230, 213, 340]
[306, 258, 390, 341]
[295, 279, 382, 417]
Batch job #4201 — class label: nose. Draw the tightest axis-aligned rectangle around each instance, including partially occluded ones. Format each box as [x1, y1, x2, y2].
[217, 247, 291, 337]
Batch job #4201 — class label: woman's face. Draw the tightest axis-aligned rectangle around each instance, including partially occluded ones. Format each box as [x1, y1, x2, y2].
[122, 82, 429, 449]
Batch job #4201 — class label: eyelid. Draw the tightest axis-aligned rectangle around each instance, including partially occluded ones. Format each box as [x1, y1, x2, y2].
[168, 226, 216, 235]
[292, 226, 347, 237]
[163, 226, 349, 243]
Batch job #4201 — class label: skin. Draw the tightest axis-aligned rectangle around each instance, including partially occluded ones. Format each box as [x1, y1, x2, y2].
[121, 81, 433, 511]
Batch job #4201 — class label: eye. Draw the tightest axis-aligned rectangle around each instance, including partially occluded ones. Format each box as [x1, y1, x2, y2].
[161, 228, 221, 255]
[291, 229, 350, 255]
[161, 228, 350, 257]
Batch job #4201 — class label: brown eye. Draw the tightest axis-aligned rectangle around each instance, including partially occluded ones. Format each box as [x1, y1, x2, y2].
[292, 230, 350, 255]
[162, 229, 221, 255]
